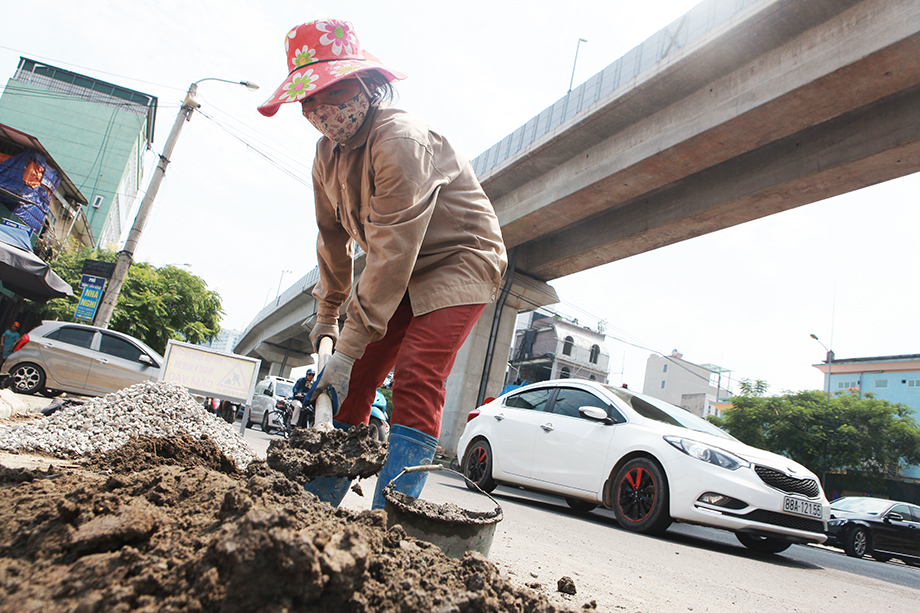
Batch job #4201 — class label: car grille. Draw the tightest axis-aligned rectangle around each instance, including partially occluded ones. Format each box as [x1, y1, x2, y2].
[754, 465, 820, 498]
[743, 509, 824, 534]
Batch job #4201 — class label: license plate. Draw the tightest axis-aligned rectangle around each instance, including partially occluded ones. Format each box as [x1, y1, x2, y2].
[783, 496, 822, 518]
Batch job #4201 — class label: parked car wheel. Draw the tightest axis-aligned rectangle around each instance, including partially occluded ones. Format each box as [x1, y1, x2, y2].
[613, 457, 671, 535]
[369, 416, 388, 442]
[9, 363, 46, 395]
[565, 498, 598, 513]
[844, 526, 869, 558]
[735, 533, 792, 553]
[463, 438, 497, 493]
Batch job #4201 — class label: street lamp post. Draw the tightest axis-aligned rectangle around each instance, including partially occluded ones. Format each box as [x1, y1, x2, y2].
[810, 333, 834, 402]
[94, 78, 258, 329]
[568, 38, 588, 94]
[275, 269, 292, 300]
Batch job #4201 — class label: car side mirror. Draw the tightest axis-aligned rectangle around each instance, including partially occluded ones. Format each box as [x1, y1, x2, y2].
[264, 388, 273, 396]
[579, 406, 613, 424]
[885, 512, 903, 522]
[138, 354, 153, 366]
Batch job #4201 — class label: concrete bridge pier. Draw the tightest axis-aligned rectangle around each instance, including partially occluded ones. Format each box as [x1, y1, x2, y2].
[439, 271, 559, 458]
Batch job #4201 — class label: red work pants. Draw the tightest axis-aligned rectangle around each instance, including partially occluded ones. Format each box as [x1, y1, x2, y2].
[335, 295, 486, 438]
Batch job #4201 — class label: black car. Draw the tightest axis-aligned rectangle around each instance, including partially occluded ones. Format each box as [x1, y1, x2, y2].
[825, 497, 920, 565]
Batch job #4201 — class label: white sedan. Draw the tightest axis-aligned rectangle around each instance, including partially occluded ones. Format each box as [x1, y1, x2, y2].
[457, 380, 828, 553]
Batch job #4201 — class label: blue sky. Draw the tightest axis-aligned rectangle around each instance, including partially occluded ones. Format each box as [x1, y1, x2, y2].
[1, 0, 917, 393]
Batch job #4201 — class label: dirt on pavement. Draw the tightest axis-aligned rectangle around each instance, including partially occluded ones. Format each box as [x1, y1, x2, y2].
[0, 432, 574, 613]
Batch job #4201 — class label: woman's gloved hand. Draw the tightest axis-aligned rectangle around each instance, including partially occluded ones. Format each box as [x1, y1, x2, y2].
[310, 322, 339, 350]
[309, 351, 356, 412]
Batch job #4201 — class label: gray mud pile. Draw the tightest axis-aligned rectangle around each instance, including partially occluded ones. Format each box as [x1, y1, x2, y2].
[0, 435, 571, 613]
[266, 425, 388, 484]
[0, 383, 572, 612]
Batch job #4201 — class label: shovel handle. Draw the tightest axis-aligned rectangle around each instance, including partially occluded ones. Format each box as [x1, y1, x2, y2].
[314, 336, 335, 427]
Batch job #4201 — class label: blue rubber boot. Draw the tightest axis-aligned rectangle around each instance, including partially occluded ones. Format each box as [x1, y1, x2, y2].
[303, 420, 352, 507]
[372, 424, 438, 510]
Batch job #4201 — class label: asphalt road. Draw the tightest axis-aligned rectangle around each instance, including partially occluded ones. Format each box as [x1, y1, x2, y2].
[240, 422, 919, 612]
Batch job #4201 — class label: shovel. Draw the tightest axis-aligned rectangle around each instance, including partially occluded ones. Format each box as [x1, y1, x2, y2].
[313, 336, 335, 432]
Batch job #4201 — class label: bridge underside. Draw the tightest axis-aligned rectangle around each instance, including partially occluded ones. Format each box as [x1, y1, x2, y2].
[485, 0, 920, 282]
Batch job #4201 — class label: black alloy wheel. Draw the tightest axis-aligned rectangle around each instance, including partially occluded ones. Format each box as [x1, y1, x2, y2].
[612, 457, 671, 535]
[10, 363, 46, 395]
[844, 526, 869, 558]
[463, 439, 497, 493]
[736, 533, 792, 554]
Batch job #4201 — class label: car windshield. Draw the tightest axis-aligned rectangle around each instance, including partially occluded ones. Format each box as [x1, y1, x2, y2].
[830, 497, 892, 515]
[605, 386, 734, 440]
[276, 382, 294, 397]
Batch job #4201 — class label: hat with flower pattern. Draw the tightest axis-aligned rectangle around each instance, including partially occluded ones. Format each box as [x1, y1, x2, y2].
[258, 19, 407, 117]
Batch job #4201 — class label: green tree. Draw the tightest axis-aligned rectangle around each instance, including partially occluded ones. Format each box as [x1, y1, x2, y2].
[712, 389, 920, 483]
[26, 246, 223, 354]
[737, 378, 769, 397]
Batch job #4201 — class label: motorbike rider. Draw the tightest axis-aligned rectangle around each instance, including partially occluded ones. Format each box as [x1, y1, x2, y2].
[292, 368, 315, 402]
[290, 369, 316, 428]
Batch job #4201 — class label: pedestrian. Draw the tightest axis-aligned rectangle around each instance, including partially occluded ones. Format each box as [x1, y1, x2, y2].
[1, 322, 21, 364]
[258, 19, 507, 509]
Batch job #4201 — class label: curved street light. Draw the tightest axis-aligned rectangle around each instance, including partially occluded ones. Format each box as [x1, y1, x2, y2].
[810, 333, 834, 402]
[95, 78, 259, 328]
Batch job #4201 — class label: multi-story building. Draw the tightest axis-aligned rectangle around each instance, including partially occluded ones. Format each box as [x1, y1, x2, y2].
[0, 58, 157, 249]
[813, 354, 920, 480]
[203, 328, 243, 355]
[506, 310, 609, 387]
[642, 350, 732, 418]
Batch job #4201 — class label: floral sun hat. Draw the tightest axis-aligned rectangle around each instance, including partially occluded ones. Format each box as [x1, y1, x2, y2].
[257, 19, 407, 117]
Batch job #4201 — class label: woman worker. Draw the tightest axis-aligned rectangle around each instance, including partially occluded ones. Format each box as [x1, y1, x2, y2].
[258, 19, 507, 509]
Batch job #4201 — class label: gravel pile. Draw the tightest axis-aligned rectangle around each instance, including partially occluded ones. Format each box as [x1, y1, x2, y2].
[0, 381, 258, 469]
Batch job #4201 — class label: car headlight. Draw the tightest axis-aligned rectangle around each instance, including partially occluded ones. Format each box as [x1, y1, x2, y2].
[664, 436, 750, 471]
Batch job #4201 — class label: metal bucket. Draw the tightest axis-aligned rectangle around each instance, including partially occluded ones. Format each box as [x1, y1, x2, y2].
[382, 464, 503, 559]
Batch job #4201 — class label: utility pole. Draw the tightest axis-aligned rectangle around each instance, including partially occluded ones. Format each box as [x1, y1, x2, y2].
[94, 79, 257, 328]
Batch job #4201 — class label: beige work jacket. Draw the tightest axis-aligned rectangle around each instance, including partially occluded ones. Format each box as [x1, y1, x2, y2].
[312, 106, 507, 359]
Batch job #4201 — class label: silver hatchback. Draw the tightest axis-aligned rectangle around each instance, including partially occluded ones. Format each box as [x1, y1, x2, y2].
[0, 321, 163, 397]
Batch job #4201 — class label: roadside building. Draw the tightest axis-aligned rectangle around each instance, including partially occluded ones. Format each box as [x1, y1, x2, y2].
[0, 123, 92, 250]
[813, 353, 920, 481]
[0, 123, 85, 326]
[642, 350, 732, 418]
[506, 310, 609, 388]
[0, 58, 157, 249]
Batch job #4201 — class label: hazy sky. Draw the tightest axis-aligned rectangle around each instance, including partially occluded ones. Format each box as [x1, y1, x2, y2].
[1, 0, 917, 394]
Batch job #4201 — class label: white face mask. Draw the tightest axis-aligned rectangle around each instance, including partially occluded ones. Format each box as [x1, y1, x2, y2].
[305, 91, 370, 143]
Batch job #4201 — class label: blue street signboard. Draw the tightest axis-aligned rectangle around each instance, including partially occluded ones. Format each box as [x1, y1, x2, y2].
[2, 218, 33, 236]
[74, 275, 106, 321]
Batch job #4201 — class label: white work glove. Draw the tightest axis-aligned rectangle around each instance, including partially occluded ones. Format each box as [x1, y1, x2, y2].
[309, 351, 356, 412]
[310, 322, 339, 350]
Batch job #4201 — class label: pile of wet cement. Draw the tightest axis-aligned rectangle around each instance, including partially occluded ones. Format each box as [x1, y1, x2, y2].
[0, 434, 573, 613]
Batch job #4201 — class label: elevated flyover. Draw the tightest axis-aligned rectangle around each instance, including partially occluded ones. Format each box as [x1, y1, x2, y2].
[237, 0, 920, 454]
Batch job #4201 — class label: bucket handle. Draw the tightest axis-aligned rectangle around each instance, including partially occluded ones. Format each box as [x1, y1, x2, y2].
[387, 464, 503, 516]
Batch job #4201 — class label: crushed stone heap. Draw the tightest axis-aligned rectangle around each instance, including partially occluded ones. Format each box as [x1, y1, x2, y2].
[0, 380, 257, 470]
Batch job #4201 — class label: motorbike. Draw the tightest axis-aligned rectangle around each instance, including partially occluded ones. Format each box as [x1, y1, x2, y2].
[369, 389, 390, 442]
[267, 396, 308, 437]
